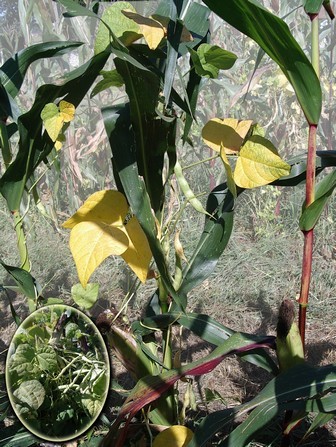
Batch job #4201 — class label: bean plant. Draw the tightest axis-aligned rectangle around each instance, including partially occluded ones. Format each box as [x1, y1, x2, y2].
[1, 0, 336, 446]
[6, 305, 109, 441]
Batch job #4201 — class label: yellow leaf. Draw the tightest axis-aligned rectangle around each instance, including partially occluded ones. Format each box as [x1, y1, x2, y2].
[153, 426, 194, 447]
[59, 100, 75, 122]
[44, 114, 64, 142]
[122, 10, 165, 50]
[63, 190, 129, 229]
[70, 221, 129, 287]
[121, 216, 152, 282]
[220, 144, 237, 197]
[152, 14, 193, 42]
[55, 133, 65, 151]
[233, 136, 291, 189]
[202, 118, 253, 154]
[41, 101, 75, 146]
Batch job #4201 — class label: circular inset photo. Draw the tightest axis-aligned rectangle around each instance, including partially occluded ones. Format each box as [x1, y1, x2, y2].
[5, 304, 110, 442]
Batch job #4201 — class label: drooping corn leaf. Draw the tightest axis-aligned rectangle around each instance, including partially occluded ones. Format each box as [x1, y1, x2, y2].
[0, 51, 109, 212]
[272, 151, 336, 187]
[0, 262, 38, 311]
[100, 332, 275, 447]
[202, 0, 321, 124]
[190, 363, 336, 447]
[137, 312, 278, 374]
[0, 41, 82, 99]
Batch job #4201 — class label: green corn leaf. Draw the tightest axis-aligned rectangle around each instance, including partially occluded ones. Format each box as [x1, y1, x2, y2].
[138, 312, 278, 374]
[272, 151, 336, 187]
[0, 262, 37, 301]
[0, 426, 38, 447]
[0, 51, 109, 211]
[179, 183, 235, 296]
[190, 363, 336, 447]
[57, 0, 98, 18]
[303, 412, 335, 441]
[102, 103, 186, 311]
[100, 332, 275, 447]
[0, 41, 83, 99]
[299, 170, 336, 231]
[304, 0, 324, 14]
[202, 0, 321, 124]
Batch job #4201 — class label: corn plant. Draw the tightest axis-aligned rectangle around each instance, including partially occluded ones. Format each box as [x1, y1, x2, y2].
[1, 0, 336, 446]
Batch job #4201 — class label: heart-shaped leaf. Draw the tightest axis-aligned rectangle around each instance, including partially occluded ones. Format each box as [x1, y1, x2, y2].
[202, 118, 253, 154]
[71, 282, 100, 309]
[64, 190, 151, 286]
[94, 2, 142, 54]
[69, 221, 129, 288]
[63, 190, 129, 228]
[13, 380, 45, 410]
[41, 100, 75, 149]
[36, 346, 58, 372]
[122, 11, 165, 50]
[234, 136, 290, 188]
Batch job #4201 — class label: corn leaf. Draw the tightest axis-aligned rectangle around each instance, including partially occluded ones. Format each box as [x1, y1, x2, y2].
[179, 183, 235, 296]
[202, 0, 321, 124]
[190, 363, 336, 447]
[304, 0, 324, 14]
[0, 41, 82, 99]
[102, 103, 186, 310]
[100, 332, 275, 447]
[0, 51, 109, 211]
[0, 426, 38, 447]
[299, 170, 336, 231]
